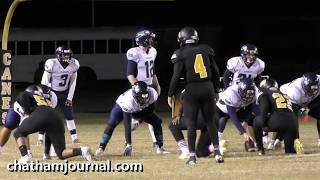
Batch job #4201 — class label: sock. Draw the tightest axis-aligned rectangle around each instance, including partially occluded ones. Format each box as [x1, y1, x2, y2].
[213, 146, 221, 155]
[67, 120, 77, 135]
[178, 140, 189, 153]
[189, 152, 196, 157]
[19, 145, 28, 156]
[99, 134, 110, 150]
[218, 132, 223, 141]
[148, 124, 157, 143]
[208, 144, 214, 153]
[73, 148, 82, 156]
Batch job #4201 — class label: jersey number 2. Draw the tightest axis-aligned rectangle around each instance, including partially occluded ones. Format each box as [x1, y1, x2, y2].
[194, 54, 208, 78]
[272, 93, 292, 110]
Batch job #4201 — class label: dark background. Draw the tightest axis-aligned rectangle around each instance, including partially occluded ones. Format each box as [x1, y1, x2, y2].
[1, 0, 320, 112]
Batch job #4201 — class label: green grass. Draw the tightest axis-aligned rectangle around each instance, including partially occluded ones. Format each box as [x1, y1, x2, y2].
[1, 112, 320, 180]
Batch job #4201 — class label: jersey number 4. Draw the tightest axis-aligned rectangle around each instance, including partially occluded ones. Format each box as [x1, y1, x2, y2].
[194, 54, 208, 78]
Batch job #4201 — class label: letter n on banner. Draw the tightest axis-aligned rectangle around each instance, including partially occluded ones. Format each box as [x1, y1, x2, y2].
[1, 50, 12, 125]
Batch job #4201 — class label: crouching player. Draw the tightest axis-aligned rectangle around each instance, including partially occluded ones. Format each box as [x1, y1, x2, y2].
[95, 81, 168, 157]
[254, 79, 303, 155]
[11, 84, 94, 163]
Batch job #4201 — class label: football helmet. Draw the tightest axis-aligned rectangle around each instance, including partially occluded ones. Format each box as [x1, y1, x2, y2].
[259, 78, 279, 90]
[25, 84, 51, 99]
[177, 26, 199, 47]
[132, 81, 150, 105]
[135, 30, 156, 48]
[240, 44, 258, 66]
[238, 78, 255, 102]
[56, 46, 72, 63]
[302, 72, 320, 96]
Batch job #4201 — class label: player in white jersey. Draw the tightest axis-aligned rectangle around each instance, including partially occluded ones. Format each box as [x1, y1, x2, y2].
[216, 78, 257, 152]
[95, 81, 167, 156]
[280, 72, 320, 146]
[219, 44, 265, 144]
[126, 29, 162, 149]
[38, 47, 80, 144]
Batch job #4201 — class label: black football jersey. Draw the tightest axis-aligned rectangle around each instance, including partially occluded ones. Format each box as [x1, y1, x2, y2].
[16, 91, 52, 115]
[171, 44, 218, 83]
[258, 88, 293, 114]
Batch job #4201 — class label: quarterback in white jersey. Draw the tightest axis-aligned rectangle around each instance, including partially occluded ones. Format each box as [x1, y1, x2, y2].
[126, 29, 162, 149]
[39, 47, 80, 144]
[280, 72, 320, 145]
[95, 81, 167, 157]
[223, 44, 265, 88]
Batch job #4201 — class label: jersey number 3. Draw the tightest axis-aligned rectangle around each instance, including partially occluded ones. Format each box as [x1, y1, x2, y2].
[194, 54, 208, 78]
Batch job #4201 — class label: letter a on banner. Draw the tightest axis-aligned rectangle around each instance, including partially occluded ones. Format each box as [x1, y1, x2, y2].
[1, 50, 12, 125]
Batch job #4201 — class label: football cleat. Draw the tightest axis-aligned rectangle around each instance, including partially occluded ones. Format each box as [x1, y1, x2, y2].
[95, 148, 105, 157]
[81, 146, 95, 161]
[244, 139, 256, 152]
[156, 146, 170, 154]
[186, 156, 196, 165]
[43, 153, 52, 160]
[274, 139, 282, 150]
[267, 140, 275, 150]
[214, 154, 224, 163]
[294, 139, 304, 155]
[123, 144, 132, 156]
[18, 155, 31, 164]
[179, 152, 190, 159]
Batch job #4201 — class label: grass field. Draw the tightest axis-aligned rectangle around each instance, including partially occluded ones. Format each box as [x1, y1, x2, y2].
[1, 112, 320, 180]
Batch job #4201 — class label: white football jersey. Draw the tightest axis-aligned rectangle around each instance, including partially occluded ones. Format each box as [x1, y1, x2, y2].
[126, 47, 157, 85]
[280, 77, 320, 105]
[216, 84, 256, 113]
[226, 56, 265, 86]
[116, 87, 158, 113]
[43, 58, 80, 91]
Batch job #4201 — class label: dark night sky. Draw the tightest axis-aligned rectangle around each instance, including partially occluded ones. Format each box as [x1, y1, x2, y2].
[2, 0, 320, 85]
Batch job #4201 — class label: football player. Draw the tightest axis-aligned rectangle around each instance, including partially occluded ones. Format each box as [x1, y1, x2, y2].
[216, 78, 257, 152]
[10, 84, 94, 163]
[280, 72, 320, 146]
[219, 44, 265, 142]
[39, 46, 80, 144]
[95, 81, 168, 157]
[168, 27, 223, 165]
[126, 29, 161, 148]
[254, 78, 303, 155]
[0, 85, 57, 156]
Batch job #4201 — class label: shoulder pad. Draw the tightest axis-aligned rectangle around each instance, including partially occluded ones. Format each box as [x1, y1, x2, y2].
[126, 48, 138, 62]
[171, 49, 181, 64]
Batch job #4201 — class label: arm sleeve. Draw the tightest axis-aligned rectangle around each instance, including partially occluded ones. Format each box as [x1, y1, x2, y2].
[126, 60, 138, 77]
[254, 74, 262, 86]
[226, 105, 246, 134]
[223, 69, 234, 88]
[41, 71, 52, 88]
[258, 94, 271, 127]
[67, 72, 77, 101]
[168, 61, 184, 97]
[209, 54, 220, 93]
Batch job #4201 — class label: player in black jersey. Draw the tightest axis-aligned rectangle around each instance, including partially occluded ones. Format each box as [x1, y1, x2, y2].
[253, 79, 303, 155]
[168, 26, 223, 165]
[12, 84, 94, 163]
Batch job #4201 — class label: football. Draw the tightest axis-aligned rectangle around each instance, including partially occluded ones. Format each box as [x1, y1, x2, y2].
[244, 139, 256, 152]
